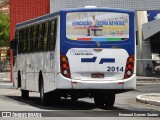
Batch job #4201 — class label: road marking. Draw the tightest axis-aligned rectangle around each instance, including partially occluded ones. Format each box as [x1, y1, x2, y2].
[3, 92, 19, 96]
[0, 73, 6, 75]
[0, 78, 10, 80]
[0, 73, 10, 75]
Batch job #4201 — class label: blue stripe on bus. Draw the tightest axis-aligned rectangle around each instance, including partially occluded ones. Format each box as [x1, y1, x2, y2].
[81, 57, 97, 62]
[99, 58, 115, 64]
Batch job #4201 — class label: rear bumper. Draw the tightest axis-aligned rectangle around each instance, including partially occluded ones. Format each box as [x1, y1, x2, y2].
[123, 74, 136, 90]
[56, 73, 136, 91]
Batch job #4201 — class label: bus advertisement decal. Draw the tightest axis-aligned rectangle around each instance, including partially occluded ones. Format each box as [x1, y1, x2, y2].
[81, 57, 97, 63]
[99, 58, 115, 64]
[70, 48, 93, 55]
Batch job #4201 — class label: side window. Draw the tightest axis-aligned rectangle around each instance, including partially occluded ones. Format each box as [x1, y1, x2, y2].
[33, 25, 37, 51]
[36, 25, 40, 51]
[19, 29, 24, 53]
[30, 26, 34, 52]
[39, 23, 43, 51]
[27, 28, 31, 52]
[48, 21, 51, 50]
[50, 19, 57, 50]
[14, 30, 18, 55]
[43, 22, 49, 51]
[41, 23, 45, 51]
[23, 29, 27, 53]
[30, 27, 32, 52]
[33, 25, 36, 40]
[15, 30, 19, 39]
[33, 25, 36, 51]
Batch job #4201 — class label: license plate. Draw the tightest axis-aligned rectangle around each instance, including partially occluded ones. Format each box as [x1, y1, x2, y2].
[91, 73, 104, 78]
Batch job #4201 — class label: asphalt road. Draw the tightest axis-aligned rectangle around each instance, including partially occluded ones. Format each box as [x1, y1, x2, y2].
[0, 84, 160, 119]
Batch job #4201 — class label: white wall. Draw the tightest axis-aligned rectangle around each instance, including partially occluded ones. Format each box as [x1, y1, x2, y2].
[50, 0, 160, 13]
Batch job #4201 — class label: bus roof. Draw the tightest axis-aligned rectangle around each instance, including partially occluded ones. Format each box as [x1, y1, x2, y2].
[16, 11, 60, 29]
[16, 7, 134, 29]
[60, 7, 134, 13]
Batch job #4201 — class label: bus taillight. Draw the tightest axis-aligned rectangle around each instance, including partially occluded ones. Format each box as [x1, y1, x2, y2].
[60, 55, 71, 78]
[124, 55, 134, 79]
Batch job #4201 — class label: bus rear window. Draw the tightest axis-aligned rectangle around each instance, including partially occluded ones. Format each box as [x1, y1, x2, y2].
[66, 12, 129, 41]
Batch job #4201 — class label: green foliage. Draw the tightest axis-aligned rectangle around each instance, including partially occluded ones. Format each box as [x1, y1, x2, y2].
[0, 11, 9, 47]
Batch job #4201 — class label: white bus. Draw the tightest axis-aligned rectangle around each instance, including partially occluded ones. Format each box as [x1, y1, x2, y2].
[11, 7, 136, 108]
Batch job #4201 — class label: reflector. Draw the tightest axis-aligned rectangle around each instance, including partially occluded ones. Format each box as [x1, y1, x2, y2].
[127, 64, 132, 69]
[61, 57, 67, 62]
[63, 70, 68, 75]
[124, 55, 134, 79]
[127, 71, 131, 75]
[62, 64, 67, 68]
[129, 57, 133, 62]
[60, 54, 71, 78]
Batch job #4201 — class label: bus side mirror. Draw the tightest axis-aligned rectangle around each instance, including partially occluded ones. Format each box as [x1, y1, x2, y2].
[10, 39, 17, 50]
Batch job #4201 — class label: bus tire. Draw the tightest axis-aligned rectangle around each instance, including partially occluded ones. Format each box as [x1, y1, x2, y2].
[17, 71, 21, 88]
[50, 92, 61, 105]
[40, 80, 48, 106]
[105, 94, 115, 108]
[94, 93, 115, 108]
[94, 93, 105, 107]
[71, 96, 78, 101]
[21, 90, 29, 99]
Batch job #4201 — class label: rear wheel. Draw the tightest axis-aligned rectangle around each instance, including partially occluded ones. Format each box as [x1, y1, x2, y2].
[94, 93, 115, 108]
[71, 96, 78, 101]
[21, 90, 29, 99]
[94, 93, 105, 107]
[50, 92, 61, 105]
[40, 80, 48, 106]
[17, 71, 21, 88]
[105, 94, 115, 107]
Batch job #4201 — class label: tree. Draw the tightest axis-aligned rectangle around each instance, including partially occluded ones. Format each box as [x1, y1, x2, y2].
[0, 11, 9, 47]
[0, 0, 9, 9]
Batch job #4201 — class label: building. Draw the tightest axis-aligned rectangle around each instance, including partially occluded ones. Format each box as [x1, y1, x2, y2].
[10, 0, 50, 40]
[10, 0, 160, 77]
[49, 0, 160, 77]
[0, 0, 9, 14]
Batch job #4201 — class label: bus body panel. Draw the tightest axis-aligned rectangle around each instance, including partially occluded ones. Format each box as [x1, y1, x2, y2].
[55, 73, 136, 90]
[71, 75, 136, 90]
[123, 74, 136, 90]
[13, 52, 56, 93]
[66, 48, 128, 81]
[13, 15, 60, 93]
[12, 8, 136, 99]
[59, 9, 135, 56]
[58, 8, 136, 91]
[56, 73, 73, 89]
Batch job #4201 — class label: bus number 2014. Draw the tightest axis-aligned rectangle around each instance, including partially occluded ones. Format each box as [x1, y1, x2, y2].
[107, 67, 124, 72]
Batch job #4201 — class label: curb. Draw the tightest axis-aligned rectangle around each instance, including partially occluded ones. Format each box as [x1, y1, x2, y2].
[136, 79, 160, 83]
[136, 79, 160, 86]
[136, 94, 160, 106]
[0, 83, 13, 89]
